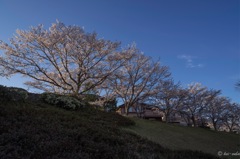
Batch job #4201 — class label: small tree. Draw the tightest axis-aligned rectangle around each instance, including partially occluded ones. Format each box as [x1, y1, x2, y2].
[0, 21, 129, 96]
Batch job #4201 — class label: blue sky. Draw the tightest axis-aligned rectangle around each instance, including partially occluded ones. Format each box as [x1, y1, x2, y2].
[0, 0, 239, 102]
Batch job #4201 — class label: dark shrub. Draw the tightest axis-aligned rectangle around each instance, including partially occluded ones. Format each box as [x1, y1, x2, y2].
[0, 85, 28, 102]
[103, 98, 117, 112]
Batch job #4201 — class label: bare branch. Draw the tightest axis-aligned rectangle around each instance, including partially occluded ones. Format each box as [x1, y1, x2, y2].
[0, 21, 128, 96]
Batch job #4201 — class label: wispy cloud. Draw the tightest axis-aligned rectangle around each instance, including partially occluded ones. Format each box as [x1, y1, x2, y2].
[177, 55, 204, 68]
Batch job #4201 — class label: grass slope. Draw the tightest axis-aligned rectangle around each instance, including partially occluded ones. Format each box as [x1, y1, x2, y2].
[0, 101, 219, 159]
[124, 118, 240, 157]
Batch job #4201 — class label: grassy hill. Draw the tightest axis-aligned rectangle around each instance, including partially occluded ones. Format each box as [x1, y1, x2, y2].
[124, 118, 240, 158]
[0, 98, 220, 159]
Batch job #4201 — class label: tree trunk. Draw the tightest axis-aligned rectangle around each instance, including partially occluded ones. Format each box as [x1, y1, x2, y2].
[191, 115, 196, 127]
[165, 115, 169, 123]
[213, 123, 217, 131]
[200, 117, 205, 127]
[228, 124, 233, 132]
[125, 107, 129, 116]
[213, 122, 217, 131]
[125, 103, 130, 116]
[165, 112, 170, 123]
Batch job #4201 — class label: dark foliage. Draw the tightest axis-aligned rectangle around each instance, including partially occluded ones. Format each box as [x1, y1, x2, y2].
[0, 86, 219, 159]
[103, 98, 118, 112]
[0, 85, 28, 102]
[80, 94, 117, 112]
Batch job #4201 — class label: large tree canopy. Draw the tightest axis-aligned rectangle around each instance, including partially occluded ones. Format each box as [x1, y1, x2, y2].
[0, 21, 130, 95]
[106, 47, 171, 115]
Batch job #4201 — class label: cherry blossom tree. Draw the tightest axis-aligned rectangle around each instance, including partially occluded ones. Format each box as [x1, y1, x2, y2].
[178, 83, 205, 126]
[153, 80, 186, 122]
[0, 21, 130, 96]
[180, 83, 220, 127]
[205, 96, 229, 131]
[222, 102, 240, 132]
[106, 46, 171, 116]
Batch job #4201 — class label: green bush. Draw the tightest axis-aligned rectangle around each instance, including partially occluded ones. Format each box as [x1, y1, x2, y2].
[0, 85, 28, 102]
[41, 92, 84, 110]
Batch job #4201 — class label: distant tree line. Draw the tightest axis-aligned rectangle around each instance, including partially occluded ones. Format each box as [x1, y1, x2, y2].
[0, 21, 239, 132]
[153, 82, 240, 132]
